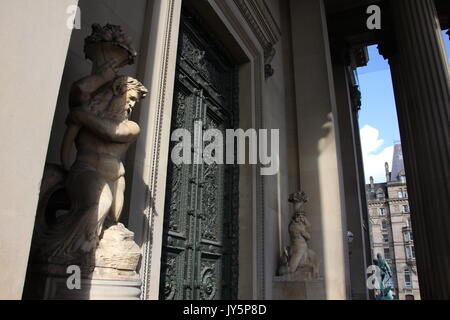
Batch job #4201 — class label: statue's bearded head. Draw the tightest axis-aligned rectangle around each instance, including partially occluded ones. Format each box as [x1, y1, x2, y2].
[100, 76, 148, 122]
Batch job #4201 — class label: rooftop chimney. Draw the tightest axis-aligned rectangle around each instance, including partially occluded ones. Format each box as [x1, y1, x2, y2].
[385, 162, 391, 182]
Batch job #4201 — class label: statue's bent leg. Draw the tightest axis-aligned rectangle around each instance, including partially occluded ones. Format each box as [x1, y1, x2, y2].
[61, 168, 113, 256]
[109, 176, 125, 223]
[288, 251, 302, 274]
[288, 241, 308, 274]
[307, 249, 320, 278]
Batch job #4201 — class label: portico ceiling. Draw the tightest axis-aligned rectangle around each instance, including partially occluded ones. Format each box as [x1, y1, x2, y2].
[325, 0, 380, 15]
[325, 0, 450, 47]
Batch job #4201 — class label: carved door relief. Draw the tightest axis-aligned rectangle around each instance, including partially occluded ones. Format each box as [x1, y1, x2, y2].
[159, 6, 239, 300]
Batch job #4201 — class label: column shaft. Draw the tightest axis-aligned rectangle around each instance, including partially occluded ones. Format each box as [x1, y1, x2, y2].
[389, 0, 450, 299]
[332, 56, 370, 300]
[290, 0, 350, 299]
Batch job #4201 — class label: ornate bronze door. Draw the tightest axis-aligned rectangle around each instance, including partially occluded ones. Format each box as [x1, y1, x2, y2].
[159, 7, 239, 300]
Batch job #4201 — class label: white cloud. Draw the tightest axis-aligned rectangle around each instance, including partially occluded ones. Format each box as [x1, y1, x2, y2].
[360, 125, 394, 184]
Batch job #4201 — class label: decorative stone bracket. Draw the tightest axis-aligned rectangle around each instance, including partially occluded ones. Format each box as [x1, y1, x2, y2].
[233, 0, 281, 79]
[264, 46, 276, 78]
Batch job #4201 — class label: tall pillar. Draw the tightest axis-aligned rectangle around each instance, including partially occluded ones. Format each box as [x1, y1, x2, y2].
[290, 0, 350, 300]
[383, 0, 450, 299]
[331, 47, 370, 300]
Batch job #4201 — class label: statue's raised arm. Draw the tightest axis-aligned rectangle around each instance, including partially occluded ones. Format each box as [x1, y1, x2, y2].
[60, 23, 139, 171]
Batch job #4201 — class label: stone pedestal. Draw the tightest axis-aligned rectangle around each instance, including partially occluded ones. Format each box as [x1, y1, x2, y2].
[273, 276, 325, 300]
[43, 276, 141, 300]
[23, 223, 142, 300]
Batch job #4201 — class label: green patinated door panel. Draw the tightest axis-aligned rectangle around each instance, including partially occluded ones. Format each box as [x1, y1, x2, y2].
[159, 6, 239, 300]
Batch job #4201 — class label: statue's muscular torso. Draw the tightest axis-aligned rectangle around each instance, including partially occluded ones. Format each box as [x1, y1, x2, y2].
[74, 129, 129, 182]
[68, 79, 140, 182]
[289, 217, 311, 242]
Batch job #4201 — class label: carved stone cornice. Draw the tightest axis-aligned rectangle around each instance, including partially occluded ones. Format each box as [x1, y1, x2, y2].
[330, 39, 368, 69]
[233, 0, 281, 78]
[376, 30, 397, 61]
[353, 47, 369, 67]
[350, 84, 362, 111]
[233, 0, 281, 51]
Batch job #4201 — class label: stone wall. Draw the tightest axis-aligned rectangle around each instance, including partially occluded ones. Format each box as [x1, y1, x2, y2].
[0, 0, 79, 299]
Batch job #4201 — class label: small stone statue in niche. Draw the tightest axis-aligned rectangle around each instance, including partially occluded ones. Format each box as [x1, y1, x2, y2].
[278, 191, 320, 279]
[31, 24, 147, 277]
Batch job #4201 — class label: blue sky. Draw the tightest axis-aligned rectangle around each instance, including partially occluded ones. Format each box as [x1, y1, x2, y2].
[357, 30, 450, 183]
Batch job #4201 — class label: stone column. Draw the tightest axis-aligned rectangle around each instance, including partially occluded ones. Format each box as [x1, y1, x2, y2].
[289, 0, 350, 300]
[331, 48, 370, 300]
[127, 0, 183, 300]
[383, 0, 450, 299]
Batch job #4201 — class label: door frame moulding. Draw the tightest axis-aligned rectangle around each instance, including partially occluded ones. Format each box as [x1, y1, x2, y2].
[211, 0, 280, 299]
[127, 0, 183, 300]
[128, 0, 279, 300]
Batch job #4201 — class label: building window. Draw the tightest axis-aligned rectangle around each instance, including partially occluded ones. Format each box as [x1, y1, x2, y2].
[384, 248, 391, 260]
[398, 190, 408, 198]
[381, 220, 388, 230]
[383, 234, 389, 243]
[404, 231, 413, 242]
[402, 205, 410, 213]
[406, 217, 412, 228]
[379, 208, 386, 216]
[406, 245, 415, 260]
[377, 192, 385, 201]
[405, 294, 415, 300]
[404, 269, 412, 288]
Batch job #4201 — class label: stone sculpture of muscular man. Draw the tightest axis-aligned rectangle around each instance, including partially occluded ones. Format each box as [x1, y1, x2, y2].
[33, 24, 147, 266]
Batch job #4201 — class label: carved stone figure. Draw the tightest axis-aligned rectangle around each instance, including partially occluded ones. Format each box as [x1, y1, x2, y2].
[278, 191, 320, 279]
[30, 24, 147, 278]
